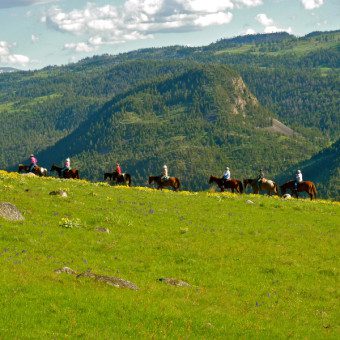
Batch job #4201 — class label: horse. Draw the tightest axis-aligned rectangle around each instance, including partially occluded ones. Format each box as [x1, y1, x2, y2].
[110, 171, 132, 186]
[18, 164, 48, 177]
[148, 176, 180, 191]
[50, 164, 80, 179]
[104, 172, 114, 181]
[243, 178, 279, 196]
[280, 180, 317, 200]
[208, 176, 243, 193]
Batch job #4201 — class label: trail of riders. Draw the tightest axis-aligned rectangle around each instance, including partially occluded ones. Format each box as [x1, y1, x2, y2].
[17, 154, 317, 199]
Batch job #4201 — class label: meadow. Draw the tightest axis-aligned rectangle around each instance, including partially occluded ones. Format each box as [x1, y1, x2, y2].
[0, 171, 338, 338]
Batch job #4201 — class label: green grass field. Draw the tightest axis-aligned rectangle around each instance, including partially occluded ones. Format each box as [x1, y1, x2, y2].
[0, 171, 338, 338]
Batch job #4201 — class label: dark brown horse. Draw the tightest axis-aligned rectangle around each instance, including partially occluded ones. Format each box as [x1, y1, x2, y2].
[105, 171, 131, 186]
[280, 180, 317, 200]
[50, 164, 80, 179]
[243, 178, 279, 195]
[104, 172, 114, 181]
[208, 176, 243, 193]
[18, 164, 48, 176]
[148, 176, 180, 191]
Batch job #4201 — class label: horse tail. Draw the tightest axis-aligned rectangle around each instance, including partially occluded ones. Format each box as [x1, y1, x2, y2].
[176, 178, 181, 190]
[76, 170, 80, 179]
[312, 183, 317, 199]
[239, 180, 243, 194]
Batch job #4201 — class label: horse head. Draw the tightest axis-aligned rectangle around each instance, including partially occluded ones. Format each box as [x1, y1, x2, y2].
[148, 176, 153, 185]
[208, 176, 214, 184]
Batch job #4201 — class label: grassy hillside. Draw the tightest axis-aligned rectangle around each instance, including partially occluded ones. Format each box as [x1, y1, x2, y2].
[0, 171, 338, 338]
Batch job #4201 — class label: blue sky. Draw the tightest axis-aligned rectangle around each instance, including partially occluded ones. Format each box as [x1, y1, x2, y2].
[0, 0, 339, 69]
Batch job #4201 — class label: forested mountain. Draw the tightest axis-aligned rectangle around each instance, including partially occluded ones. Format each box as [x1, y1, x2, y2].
[0, 61, 197, 167]
[0, 30, 338, 196]
[36, 64, 318, 190]
[278, 139, 340, 200]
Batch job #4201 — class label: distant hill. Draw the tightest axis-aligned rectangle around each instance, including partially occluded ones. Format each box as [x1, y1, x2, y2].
[278, 139, 340, 200]
[0, 67, 19, 74]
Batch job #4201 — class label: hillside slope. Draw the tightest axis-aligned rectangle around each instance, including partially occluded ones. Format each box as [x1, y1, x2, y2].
[0, 171, 338, 337]
[36, 64, 317, 189]
[0, 60, 194, 167]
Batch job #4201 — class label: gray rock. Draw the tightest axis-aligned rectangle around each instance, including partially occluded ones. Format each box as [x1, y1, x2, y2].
[0, 202, 24, 221]
[246, 200, 254, 204]
[49, 190, 68, 197]
[54, 266, 77, 275]
[96, 227, 110, 233]
[159, 277, 190, 287]
[77, 270, 138, 290]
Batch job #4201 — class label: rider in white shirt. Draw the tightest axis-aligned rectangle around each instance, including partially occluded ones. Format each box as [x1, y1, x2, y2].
[161, 164, 169, 181]
[223, 167, 231, 180]
[295, 170, 303, 190]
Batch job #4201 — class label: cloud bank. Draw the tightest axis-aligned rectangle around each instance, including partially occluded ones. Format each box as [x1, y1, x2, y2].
[43, 0, 264, 53]
[0, 41, 30, 65]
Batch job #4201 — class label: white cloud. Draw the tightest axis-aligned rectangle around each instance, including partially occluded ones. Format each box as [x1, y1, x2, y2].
[194, 12, 233, 27]
[31, 34, 39, 43]
[301, 0, 324, 10]
[255, 12, 291, 34]
[181, 0, 234, 12]
[64, 42, 97, 53]
[0, 0, 57, 8]
[255, 13, 274, 26]
[0, 41, 30, 65]
[244, 28, 256, 35]
[236, 0, 263, 7]
[44, 0, 237, 52]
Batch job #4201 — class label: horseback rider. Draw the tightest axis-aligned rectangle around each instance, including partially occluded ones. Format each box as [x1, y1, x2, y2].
[115, 162, 122, 182]
[295, 169, 303, 191]
[223, 167, 231, 180]
[29, 154, 38, 172]
[161, 164, 169, 182]
[62, 157, 71, 177]
[257, 169, 265, 190]
[222, 167, 231, 186]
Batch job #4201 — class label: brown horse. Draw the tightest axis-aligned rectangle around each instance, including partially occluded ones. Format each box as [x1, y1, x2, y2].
[243, 178, 279, 195]
[18, 164, 48, 176]
[148, 176, 180, 191]
[208, 176, 243, 193]
[105, 171, 131, 186]
[280, 180, 317, 200]
[50, 164, 80, 179]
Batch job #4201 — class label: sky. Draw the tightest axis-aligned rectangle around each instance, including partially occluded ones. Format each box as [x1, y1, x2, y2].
[0, 0, 339, 69]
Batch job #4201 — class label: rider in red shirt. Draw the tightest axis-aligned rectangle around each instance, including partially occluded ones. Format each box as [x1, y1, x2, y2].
[116, 162, 122, 175]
